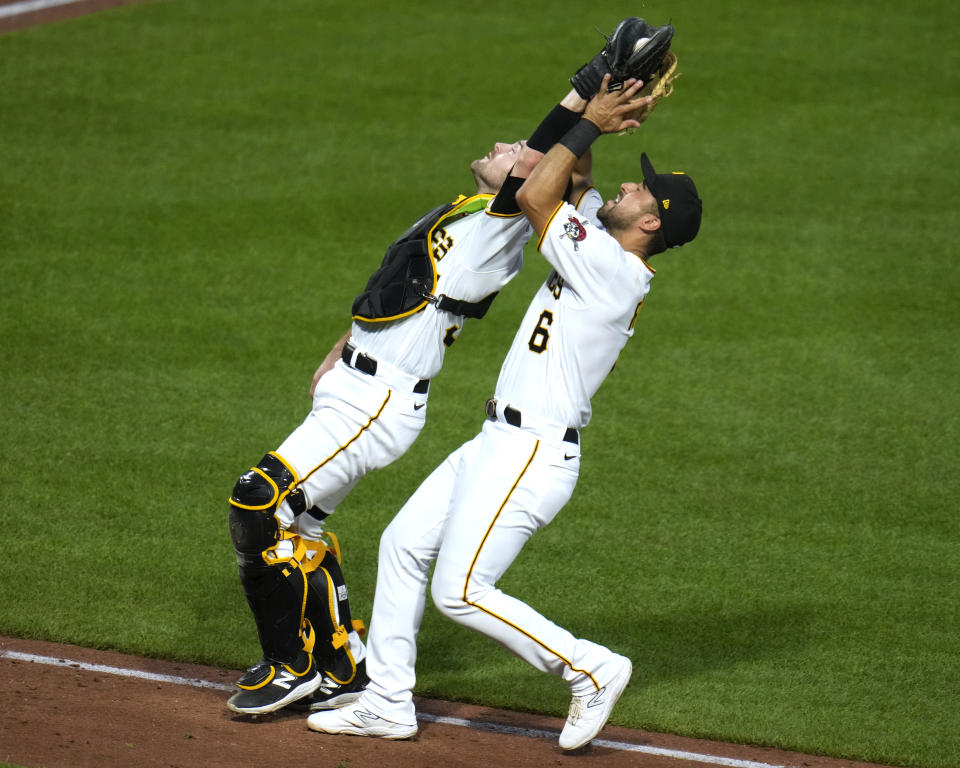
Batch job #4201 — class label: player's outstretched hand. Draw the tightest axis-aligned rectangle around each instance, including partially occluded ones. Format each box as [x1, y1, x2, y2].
[583, 75, 651, 135]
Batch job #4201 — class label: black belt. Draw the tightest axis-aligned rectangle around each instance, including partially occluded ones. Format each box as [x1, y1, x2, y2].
[342, 343, 430, 394]
[485, 399, 578, 444]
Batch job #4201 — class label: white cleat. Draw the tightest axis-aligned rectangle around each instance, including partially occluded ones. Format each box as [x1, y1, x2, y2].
[307, 702, 417, 740]
[559, 654, 632, 750]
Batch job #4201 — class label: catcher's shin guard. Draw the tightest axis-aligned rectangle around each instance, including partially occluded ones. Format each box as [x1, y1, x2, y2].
[234, 549, 312, 662]
[228, 452, 311, 663]
[305, 545, 365, 684]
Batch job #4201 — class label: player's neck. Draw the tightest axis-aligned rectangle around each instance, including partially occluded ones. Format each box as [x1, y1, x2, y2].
[608, 229, 648, 260]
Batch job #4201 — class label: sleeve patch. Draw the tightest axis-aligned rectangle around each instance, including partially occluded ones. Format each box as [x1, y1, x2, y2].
[560, 216, 588, 251]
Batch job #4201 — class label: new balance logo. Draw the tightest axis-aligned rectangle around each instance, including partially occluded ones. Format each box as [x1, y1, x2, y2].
[273, 670, 297, 690]
[354, 709, 384, 724]
[585, 686, 607, 708]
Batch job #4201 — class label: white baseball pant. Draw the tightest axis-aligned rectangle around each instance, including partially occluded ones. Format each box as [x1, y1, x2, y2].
[362, 417, 615, 724]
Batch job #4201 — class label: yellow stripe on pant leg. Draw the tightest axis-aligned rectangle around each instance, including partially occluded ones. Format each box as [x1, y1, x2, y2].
[461, 440, 600, 690]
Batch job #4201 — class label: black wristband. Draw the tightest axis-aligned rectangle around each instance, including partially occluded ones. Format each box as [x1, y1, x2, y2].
[527, 104, 582, 153]
[559, 118, 602, 158]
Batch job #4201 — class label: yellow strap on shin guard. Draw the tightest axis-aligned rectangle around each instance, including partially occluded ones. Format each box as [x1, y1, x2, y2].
[262, 529, 307, 569]
[324, 531, 342, 564]
[331, 624, 348, 649]
[300, 617, 316, 654]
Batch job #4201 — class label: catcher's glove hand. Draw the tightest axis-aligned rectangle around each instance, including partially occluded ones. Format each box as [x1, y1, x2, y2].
[570, 17, 674, 100]
[619, 49, 680, 130]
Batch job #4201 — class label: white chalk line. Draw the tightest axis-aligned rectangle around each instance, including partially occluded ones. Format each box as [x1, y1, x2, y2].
[2, 649, 792, 768]
[2, 649, 236, 691]
[0, 0, 91, 20]
[416, 712, 788, 768]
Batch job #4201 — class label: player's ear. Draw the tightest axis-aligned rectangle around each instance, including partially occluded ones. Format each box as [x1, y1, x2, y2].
[638, 213, 661, 234]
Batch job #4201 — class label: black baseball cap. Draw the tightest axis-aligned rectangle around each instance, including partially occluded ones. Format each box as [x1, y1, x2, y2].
[640, 152, 702, 248]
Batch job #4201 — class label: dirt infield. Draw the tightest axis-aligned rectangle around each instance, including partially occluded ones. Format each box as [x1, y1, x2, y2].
[1, 636, 900, 768]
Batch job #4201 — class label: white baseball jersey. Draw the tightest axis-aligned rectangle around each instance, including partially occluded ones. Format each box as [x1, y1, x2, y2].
[354, 189, 654, 725]
[495, 190, 655, 428]
[351, 196, 531, 380]
[276, 195, 530, 523]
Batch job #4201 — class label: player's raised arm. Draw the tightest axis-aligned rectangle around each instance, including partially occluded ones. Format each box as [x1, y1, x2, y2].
[487, 88, 586, 215]
[517, 76, 651, 236]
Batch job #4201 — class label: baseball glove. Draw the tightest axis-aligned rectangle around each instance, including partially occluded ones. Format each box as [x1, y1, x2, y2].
[570, 17, 675, 100]
[620, 49, 680, 130]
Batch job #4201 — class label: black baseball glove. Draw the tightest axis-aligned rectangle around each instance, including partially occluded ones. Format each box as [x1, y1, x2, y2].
[570, 17, 675, 100]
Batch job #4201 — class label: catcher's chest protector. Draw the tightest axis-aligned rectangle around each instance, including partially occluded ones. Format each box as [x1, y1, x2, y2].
[351, 195, 492, 323]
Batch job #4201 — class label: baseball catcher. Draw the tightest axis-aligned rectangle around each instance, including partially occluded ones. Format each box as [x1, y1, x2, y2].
[570, 17, 679, 127]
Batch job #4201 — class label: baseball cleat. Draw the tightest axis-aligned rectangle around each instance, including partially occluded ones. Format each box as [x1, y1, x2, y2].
[226, 650, 322, 715]
[307, 698, 418, 740]
[558, 653, 632, 750]
[288, 659, 370, 712]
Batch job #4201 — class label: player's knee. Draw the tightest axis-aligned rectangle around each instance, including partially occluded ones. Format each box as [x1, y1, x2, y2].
[430, 568, 482, 624]
[429, 575, 464, 621]
[231, 453, 298, 511]
[228, 453, 299, 554]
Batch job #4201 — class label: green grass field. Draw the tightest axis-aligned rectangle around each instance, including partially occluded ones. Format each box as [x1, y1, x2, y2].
[1, 1, 958, 767]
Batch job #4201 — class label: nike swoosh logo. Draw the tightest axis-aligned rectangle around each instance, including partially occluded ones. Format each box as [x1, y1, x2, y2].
[414, 403, 425, 411]
[564, 454, 577, 461]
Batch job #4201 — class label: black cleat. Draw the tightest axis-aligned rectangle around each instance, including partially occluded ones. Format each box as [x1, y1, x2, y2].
[289, 658, 370, 711]
[227, 650, 322, 715]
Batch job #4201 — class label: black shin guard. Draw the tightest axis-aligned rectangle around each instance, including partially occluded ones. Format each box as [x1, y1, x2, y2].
[229, 452, 310, 664]
[236, 553, 307, 663]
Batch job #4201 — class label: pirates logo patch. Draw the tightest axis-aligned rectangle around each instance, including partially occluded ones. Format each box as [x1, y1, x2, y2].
[561, 216, 587, 251]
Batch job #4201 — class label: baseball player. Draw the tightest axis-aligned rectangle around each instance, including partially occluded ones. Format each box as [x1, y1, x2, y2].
[306, 75, 702, 749]
[224, 71, 610, 715]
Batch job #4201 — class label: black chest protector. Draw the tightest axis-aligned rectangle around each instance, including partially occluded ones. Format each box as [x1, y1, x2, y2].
[351, 194, 499, 323]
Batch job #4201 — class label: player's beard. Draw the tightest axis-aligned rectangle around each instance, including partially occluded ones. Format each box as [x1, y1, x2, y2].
[596, 201, 626, 230]
[597, 200, 657, 233]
